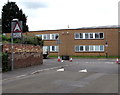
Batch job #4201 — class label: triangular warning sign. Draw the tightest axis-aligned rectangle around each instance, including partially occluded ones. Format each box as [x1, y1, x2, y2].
[13, 22, 22, 33]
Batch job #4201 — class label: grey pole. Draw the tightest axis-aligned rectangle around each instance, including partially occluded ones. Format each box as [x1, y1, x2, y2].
[11, 33, 14, 70]
[11, 19, 19, 70]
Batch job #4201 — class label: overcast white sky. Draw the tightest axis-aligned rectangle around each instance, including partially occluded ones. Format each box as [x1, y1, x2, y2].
[0, 0, 119, 31]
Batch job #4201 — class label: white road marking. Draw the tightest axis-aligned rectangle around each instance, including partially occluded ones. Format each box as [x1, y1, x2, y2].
[57, 68, 65, 72]
[3, 74, 27, 81]
[3, 64, 71, 81]
[79, 69, 87, 73]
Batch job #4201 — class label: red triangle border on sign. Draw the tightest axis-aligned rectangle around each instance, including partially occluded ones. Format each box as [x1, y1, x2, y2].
[13, 22, 22, 33]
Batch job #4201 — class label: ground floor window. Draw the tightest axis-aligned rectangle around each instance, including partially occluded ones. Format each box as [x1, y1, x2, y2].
[75, 45, 104, 52]
[44, 46, 59, 52]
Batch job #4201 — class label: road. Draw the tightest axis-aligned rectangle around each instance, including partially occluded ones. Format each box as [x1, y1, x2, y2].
[2, 58, 119, 93]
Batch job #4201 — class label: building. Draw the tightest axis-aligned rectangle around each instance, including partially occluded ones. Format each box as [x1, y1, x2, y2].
[26, 26, 120, 57]
[5, 26, 120, 57]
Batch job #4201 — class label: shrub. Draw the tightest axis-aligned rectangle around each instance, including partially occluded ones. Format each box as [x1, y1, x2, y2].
[2, 53, 10, 72]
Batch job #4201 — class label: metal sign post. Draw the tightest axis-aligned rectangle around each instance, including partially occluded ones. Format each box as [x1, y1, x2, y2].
[11, 19, 22, 70]
[105, 40, 108, 58]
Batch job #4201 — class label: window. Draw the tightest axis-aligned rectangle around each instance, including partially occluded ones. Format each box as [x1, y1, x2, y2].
[80, 46, 84, 51]
[89, 45, 94, 51]
[41, 34, 59, 40]
[50, 34, 59, 40]
[100, 33, 103, 38]
[55, 34, 59, 39]
[43, 34, 47, 40]
[75, 33, 80, 39]
[95, 45, 99, 51]
[95, 33, 104, 39]
[74, 33, 104, 39]
[75, 45, 104, 52]
[95, 33, 99, 38]
[52, 46, 55, 51]
[75, 46, 79, 52]
[85, 33, 89, 39]
[80, 33, 83, 38]
[85, 46, 89, 51]
[100, 45, 104, 51]
[52, 34, 54, 39]
[90, 33, 93, 38]
[50, 46, 59, 52]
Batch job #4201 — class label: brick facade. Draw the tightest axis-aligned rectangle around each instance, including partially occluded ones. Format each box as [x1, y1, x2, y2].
[27, 27, 119, 57]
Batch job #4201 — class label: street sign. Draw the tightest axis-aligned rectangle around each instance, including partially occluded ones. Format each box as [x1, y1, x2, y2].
[12, 33, 22, 38]
[12, 22, 22, 33]
[11, 21, 22, 38]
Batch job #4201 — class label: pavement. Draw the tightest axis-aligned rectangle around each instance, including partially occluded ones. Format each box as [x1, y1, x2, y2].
[2, 58, 70, 80]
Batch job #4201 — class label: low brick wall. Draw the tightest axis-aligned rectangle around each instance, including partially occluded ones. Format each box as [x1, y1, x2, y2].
[8, 52, 43, 69]
[3, 44, 43, 69]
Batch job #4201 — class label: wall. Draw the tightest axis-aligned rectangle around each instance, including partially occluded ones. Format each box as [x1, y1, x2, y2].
[3, 44, 43, 69]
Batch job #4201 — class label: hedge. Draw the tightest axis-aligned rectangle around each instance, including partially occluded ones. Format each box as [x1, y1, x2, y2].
[2, 53, 10, 72]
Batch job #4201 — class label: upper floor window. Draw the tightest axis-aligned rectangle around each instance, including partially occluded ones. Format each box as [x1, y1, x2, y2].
[35, 34, 59, 40]
[74, 33, 104, 39]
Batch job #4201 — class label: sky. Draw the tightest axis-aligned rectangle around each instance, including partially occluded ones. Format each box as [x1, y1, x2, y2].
[0, 0, 120, 31]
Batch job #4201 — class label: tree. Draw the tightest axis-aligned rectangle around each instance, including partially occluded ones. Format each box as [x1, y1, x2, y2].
[2, 1, 29, 33]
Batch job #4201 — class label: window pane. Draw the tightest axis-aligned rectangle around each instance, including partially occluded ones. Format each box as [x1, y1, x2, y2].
[56, 46, 59, 51]
[52, 34, 55, 39]
[80, 33, 83, 38]
[100, 33, 103, 38]
[75, 33, 80, 39]
[43, 35, 47, 40]
[75, 46, 79, 51]
[90, 33, 93, 38]
[85, 33, 89, 39]
[47, 34, 50, 39]
[85, 46, 89, 51]
[89, 46, 94, 51]
[95, 33, 99, 38]
[95, 46, 99, 51]
[52, 46, 55, 51]
[55, 34, 59, 39]
[100, 45, 104, 51]
[80, 46, 84, 51]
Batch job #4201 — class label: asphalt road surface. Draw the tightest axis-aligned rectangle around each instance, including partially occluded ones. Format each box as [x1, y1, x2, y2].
[2, 58, 119, 93]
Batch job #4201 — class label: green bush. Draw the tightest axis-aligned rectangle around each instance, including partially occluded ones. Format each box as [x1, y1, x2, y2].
[2, 35, 11, 42]
[2, 53, 10, 72]
[2, 34, 44, 46]
[23, 36, 44, 46]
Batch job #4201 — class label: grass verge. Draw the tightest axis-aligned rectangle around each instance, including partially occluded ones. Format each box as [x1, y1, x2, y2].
[49, 55, 120, 59]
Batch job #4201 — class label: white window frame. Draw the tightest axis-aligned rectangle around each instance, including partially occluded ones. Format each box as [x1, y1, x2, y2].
[50, 46, 59, 52]
[75, 45, 104, 52]
[74, 32, 104, 39]
[41, 33, 59, 40]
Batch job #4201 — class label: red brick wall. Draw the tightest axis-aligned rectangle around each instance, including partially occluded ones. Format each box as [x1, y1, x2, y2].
[3, 44, 43, 69]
